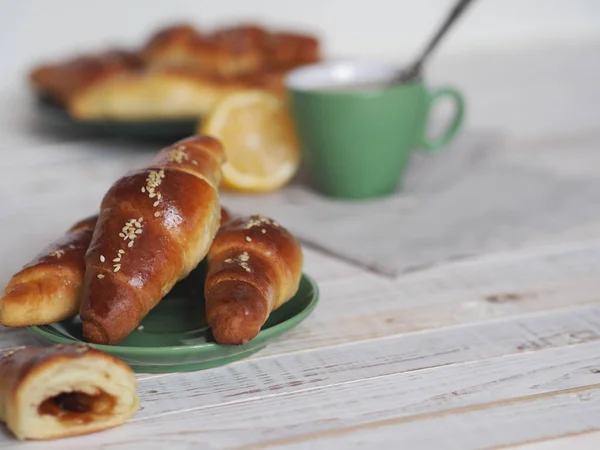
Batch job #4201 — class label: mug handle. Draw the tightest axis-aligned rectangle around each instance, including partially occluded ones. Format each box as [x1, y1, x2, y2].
[420, 86, 465, 152]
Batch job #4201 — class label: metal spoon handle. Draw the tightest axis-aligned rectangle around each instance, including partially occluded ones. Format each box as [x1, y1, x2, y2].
[401, 0, 477, 81]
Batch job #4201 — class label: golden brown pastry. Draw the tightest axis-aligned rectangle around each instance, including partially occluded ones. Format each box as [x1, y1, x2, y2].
[67, 67, 252, 121]
[29, 23, 321, 121]
[0, 216, 97, 327]
[205, 215, 303, 345]
[141, 23, 199, 67]
[239, 66, 292, 99]
[202, 24, 269, 77]
[264, 33, 320, 69]
[0, 345, 138, 440]
[30, 49, 143, 104]
[213, 24, 269, 50]
[142, 23, 266, 77]
[80, 135, 224, 345]
[142, 23, 320, 78]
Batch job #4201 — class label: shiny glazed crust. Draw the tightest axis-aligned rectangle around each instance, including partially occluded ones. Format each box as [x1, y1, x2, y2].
[80, 136, 224, 345]
[205, 215, 303, 345]
[0, 216, 98, 327]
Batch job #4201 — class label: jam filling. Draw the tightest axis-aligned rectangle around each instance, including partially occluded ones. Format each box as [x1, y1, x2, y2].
[38, 391, 116, 424]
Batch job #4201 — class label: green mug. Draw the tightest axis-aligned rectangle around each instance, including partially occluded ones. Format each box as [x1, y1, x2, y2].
[286, 61, 465, 199]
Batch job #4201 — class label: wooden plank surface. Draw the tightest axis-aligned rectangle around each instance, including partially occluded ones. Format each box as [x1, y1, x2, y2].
[259, 388, 600, 450]
[2, 230, 600, 447]
[511, 430, 600, 450]
[6, 339, 600, 449]
[1, 41, 600, 449]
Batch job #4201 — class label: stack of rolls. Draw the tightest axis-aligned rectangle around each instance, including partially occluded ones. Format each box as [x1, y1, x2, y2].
[30, 22, 321, 121]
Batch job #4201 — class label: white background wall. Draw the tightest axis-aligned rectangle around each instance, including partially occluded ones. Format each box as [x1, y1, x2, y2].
[1, 0, 600, 85]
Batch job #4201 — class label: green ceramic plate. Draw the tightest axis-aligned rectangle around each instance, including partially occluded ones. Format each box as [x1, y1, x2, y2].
[36, 96, 199, 141]
[28, 264, 318, 373]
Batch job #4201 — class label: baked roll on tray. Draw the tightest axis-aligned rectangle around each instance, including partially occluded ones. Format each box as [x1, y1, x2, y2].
[141, 23, 320, 78]
[0, 345, 138, 440]
[67, 65, 297, 121]
[29, 23, 320, 121]
[0, 216, 97, 327]
[205, 215, 303, 345]
[30, 49, 144, 105]
[142, 23, 266, 78]
[80, 135, 224, 345]
[66, 67, 254, 121]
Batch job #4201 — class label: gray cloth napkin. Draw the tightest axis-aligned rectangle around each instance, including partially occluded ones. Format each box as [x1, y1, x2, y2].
[221, 131, 600, 276]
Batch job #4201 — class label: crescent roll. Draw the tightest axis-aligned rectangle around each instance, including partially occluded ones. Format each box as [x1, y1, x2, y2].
[205, 215, 303, 344]
[80, 136, 224, 345]
[0, 216, 97, 327]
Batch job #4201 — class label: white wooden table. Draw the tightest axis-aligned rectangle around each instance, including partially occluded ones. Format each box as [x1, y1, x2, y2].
[1, 41, 600, 449]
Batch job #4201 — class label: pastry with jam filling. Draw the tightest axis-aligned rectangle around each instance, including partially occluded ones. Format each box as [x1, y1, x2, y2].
[0, 345, 138, 440]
